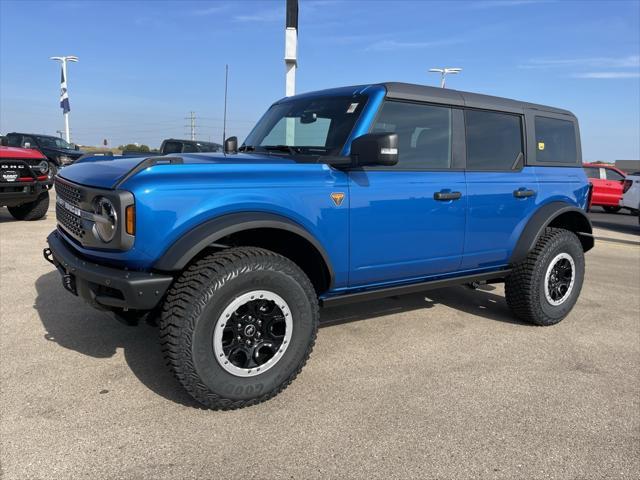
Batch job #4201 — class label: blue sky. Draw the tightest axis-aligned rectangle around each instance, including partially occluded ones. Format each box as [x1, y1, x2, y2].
[1, 0, 639, 161]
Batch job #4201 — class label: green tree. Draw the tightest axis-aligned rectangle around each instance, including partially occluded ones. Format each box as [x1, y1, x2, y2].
[118, 143, 151, 152]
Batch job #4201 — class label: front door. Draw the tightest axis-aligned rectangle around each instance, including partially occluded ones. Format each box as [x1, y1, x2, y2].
[348, 100, 467, 287]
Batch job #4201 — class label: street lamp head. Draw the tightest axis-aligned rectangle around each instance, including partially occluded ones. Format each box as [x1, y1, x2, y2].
[49, 56, 79, 62]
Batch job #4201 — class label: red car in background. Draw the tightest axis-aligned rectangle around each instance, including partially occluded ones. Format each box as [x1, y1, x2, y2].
[0, 146, 52, 220]
[583, 163, 627, 213]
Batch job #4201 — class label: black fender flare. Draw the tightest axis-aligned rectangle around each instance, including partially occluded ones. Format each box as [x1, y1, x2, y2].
[153, 212, 335, 279]
[509, 202, 594, 265]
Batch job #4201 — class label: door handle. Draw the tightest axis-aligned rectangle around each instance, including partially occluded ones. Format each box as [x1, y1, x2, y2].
[434, 191, 462, 201]
[513, 188, 536, 198]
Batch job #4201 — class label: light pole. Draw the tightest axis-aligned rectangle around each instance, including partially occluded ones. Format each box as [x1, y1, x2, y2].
[50, 55, 79, 143]
[429, 67, 462, 88]
[284, 0, 298, 146]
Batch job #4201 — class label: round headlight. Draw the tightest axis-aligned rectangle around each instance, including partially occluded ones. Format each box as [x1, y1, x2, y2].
[37, 160, 49, 173]
[93, 197, 118, 243]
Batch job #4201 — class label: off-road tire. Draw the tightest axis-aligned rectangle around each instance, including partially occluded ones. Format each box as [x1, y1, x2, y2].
[603, 206, 621, 213]
[159, 247, 319, 410]
[505, 227, 585, 326]
[7, 191, 49, 221]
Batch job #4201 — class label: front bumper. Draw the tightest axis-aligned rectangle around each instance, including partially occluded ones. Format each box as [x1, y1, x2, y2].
[45, 230, 173, 311]
[0, 180, 51, 207]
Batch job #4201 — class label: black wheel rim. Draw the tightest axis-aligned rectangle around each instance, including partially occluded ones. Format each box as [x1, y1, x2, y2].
[213, 290, 292, 377]
[544, 253, 575, 306]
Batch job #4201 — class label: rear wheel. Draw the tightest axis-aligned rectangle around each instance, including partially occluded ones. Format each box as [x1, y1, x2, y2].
[159, 247, 318, 410]
[603, 206, 621, 213]
[7, 191, 49, 221]
[505, 227, 585, 326]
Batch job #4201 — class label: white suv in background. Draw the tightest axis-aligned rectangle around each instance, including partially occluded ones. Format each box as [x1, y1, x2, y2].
[620, 172, 640, 223]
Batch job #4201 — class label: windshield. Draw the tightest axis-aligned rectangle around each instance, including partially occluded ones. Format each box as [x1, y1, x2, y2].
[242, 95, 367, 155]
[36, 136, 73, 149]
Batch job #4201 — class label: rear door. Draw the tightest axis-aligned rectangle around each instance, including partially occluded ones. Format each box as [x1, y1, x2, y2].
[461, 109, 538, 270]
[603, 167, 625, 206]
[348, 100, 467, 286]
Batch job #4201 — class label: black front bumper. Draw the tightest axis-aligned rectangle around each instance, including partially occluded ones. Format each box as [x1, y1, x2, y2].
[0, 181, 50, 207]
[45, 231, 173, 311]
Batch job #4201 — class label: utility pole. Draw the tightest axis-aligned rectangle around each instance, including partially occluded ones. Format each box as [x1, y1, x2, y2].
[186, 111, 197, 140]
[223, 64, 228, 144]
[284, 0, 298, 145]
[429, 67, 462, 88]
[50, 55, 79, 143]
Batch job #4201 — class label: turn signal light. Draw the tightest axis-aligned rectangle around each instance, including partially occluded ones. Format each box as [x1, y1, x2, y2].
[125, 205, 135, 235]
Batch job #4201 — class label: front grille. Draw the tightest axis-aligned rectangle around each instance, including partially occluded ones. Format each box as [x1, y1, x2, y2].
[55, 178, 82, 206]
[54, 178, 85, 240]
[56, 202, 86, 239]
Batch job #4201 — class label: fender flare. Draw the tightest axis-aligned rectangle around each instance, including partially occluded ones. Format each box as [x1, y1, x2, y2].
[153, 212, 335, 279]
[509, 202, 594, 265]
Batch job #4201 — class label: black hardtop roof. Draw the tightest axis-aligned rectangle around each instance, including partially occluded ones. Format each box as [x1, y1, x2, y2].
[7, 132, 60, 139]
[381, 82, 574, 117]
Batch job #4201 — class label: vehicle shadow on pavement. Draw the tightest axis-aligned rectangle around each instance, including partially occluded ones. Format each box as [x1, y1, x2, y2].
[34, 270, 525, 408]
[34, 270, 205, 409]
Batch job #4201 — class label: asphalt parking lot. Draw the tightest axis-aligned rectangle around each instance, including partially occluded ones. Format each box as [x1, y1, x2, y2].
[1, 199, 639, 480]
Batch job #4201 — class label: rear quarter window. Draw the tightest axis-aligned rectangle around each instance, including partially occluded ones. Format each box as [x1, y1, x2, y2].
[535, 116, 577, 164]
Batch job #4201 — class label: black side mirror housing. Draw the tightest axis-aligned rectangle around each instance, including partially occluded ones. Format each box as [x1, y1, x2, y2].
[350, 133, 399, 167]
[74, 144, 80, 151]
[224, 136, 238, 154]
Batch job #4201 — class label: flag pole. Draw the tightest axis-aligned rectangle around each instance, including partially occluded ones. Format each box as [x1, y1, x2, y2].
[62, 59, 70, 142]
[50, 55, 78, 144]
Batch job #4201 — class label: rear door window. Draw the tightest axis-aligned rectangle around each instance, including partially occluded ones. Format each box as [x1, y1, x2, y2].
[465, 110, 523, 170]
[535, 116, 577, 164]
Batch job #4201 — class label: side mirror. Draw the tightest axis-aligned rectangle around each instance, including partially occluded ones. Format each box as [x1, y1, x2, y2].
[224, 136, 238, 154]
[74, 144, 80, 151]
[350, 133, 398, 167]
[24, 142, 31, 149]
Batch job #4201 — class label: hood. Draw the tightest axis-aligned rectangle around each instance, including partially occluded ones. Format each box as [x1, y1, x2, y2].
[58, 152, 298, 189]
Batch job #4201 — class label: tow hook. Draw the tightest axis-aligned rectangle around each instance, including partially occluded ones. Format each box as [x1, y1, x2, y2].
[43, 247, 54, 265]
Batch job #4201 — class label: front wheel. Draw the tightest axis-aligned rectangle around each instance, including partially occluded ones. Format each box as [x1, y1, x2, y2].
[47, 161, 58, 180]
[7, 191, 49, 221]
[505, 228, 585, 326]
[159, 247, 319, 410]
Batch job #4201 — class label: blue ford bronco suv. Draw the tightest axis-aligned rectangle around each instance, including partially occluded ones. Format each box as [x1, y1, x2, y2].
[44, 83, 593, 409]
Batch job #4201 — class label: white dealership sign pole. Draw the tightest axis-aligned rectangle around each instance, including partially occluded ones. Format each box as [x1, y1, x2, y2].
[284, 0, 298, 145]
[50, 56, 79, 143]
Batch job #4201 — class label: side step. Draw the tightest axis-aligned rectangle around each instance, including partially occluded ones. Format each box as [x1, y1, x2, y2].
[320, 269, 511, 308]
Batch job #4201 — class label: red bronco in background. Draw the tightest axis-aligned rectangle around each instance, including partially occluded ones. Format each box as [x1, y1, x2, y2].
[0, 146, 52, 220]
[583, 163, 627, 213]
